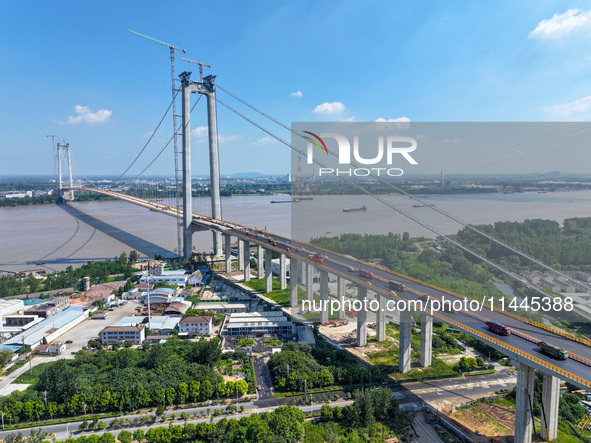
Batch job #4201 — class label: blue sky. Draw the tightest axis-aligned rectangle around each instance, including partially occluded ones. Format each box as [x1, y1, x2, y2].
[2, 1, 591, 176]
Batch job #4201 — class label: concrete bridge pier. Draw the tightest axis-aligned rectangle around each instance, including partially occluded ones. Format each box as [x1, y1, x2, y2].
[376, 294, 386, 342]
[257, 245, 264, 279]
[223, 234, 232, 273]
[280, 254, 287, 290]
[242, 240, 251, 282]
[289, 257, 299, 308]
[337, 277, 345, 320]
[238, 239, 245, 271]
[357, 286, 368, 347]
[319, 269, 329, 324]
[514, 363, 535, 443]
[541, 373, 560, 441]
[399, 309, 412, 373]
[420, 312, 433, 367]
[265, 250, 273, 293]
[305, 263, 314, 308]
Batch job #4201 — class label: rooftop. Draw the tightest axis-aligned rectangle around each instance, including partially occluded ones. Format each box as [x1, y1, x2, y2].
[179, 315, 212, 324]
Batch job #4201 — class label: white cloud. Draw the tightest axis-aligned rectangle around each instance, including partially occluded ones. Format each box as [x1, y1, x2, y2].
[291, 90, 303, 98]
[252, 136, 278, 145]
[340, 116, 356, 122]
[529, 9, 591, 39]
[191, 126, 208, 137]
[192, 126, 240, 142]
[547, 95, 591, 115]
[218, 134, 240, 143]
[375, 117, 411, 123]
[312, 101, 346, 115]
[66, 105, 112, 124]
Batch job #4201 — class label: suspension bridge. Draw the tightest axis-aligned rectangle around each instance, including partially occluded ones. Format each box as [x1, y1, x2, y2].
[50, 56, 591, 443]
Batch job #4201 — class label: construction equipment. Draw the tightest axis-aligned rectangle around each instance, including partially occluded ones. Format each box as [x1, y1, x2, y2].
[129, 29, 186, 257]
[182, 58, 211, 81]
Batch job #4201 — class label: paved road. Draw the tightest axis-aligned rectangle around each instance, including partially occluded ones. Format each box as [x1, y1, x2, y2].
[0, 357, 52, 396]
[412, 413, 444, 443]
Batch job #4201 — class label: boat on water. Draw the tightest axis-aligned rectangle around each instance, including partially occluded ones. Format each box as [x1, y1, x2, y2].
[413, 204, 435, 207]
[343, 206, 367, 212]
[271, 200, 296, 204]
[297, 197, 314, 200]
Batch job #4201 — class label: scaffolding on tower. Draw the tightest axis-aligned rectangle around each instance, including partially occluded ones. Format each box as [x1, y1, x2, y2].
[129, 29, 186, 257]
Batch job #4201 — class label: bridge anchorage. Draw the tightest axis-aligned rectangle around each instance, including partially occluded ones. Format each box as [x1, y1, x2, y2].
[180, 71, 222, 259]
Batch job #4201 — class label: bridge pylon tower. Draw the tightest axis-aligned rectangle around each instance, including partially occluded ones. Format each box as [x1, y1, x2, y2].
[56, 140, 74, 201]
[180, 71, 222, 258]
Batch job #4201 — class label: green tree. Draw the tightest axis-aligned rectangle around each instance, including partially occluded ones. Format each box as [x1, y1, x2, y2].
[133, 429, 145, 442]
[320, 404, 333, 421]
[129, 250, 139, 263]
[99, 433, 115, 443]
[117, 431, 132, 443]
[266, 406, 305, 442]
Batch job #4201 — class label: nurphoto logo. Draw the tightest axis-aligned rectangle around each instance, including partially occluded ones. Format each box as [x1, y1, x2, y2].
[304, 131, 418, 177]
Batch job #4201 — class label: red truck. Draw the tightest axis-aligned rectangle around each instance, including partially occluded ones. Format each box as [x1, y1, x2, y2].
[309, 253, 326, 264]
[486, 321, 511, 336]
[358, 269, 374, 279]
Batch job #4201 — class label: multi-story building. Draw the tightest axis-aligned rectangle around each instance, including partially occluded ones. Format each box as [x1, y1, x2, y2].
[179, 316, 212, 336]
[100, 324, 145, 345]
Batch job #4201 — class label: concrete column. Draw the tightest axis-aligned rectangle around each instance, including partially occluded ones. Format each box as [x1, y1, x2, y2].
[337, 277, 345, 320]
[257, 245, 264, 279]
[305, 263, 313, 305]
[223, 234, 232, 273]
[515, 363, 535, 443]
[242, 240, 250, 282]
[290, 258, 300, 308]
[238, 239, 245, 271]
[399, 310, 412, 373]
[319, 270, 329, 324]
[279, 254, 287, 290]
[420, 312, 433, 367]
[265, 249, 273, 293]
[181, 80, 198, 259]
[357, 286, 368, 346]
[376, 293, 386, 342]
[541, 373, 560, 441]
[205, 86, 222, 257]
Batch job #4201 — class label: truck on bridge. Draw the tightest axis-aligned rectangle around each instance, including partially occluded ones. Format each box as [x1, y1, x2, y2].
[539, 341, 569, 360]
[388, 280, 406, 291]
[309, 253, 326, 264]
[486, 321, 512, 336]
[358, 269, 375, 279]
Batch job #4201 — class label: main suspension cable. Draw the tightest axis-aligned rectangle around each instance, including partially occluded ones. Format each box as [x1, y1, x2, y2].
[216, 84, 591, 290]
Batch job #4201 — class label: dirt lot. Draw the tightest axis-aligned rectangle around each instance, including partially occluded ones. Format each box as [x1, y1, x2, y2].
[449, 401, 515, 443]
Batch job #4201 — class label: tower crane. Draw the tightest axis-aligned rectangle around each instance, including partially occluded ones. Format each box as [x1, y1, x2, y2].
[181, 58, 211, 81]
[128, 29, 187, 257]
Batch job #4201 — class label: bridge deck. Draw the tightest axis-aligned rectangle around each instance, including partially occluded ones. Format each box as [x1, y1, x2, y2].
[66, 187, 591, 388]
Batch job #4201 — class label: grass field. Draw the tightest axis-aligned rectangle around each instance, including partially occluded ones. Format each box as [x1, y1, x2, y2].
[14, 362, 53, 384]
